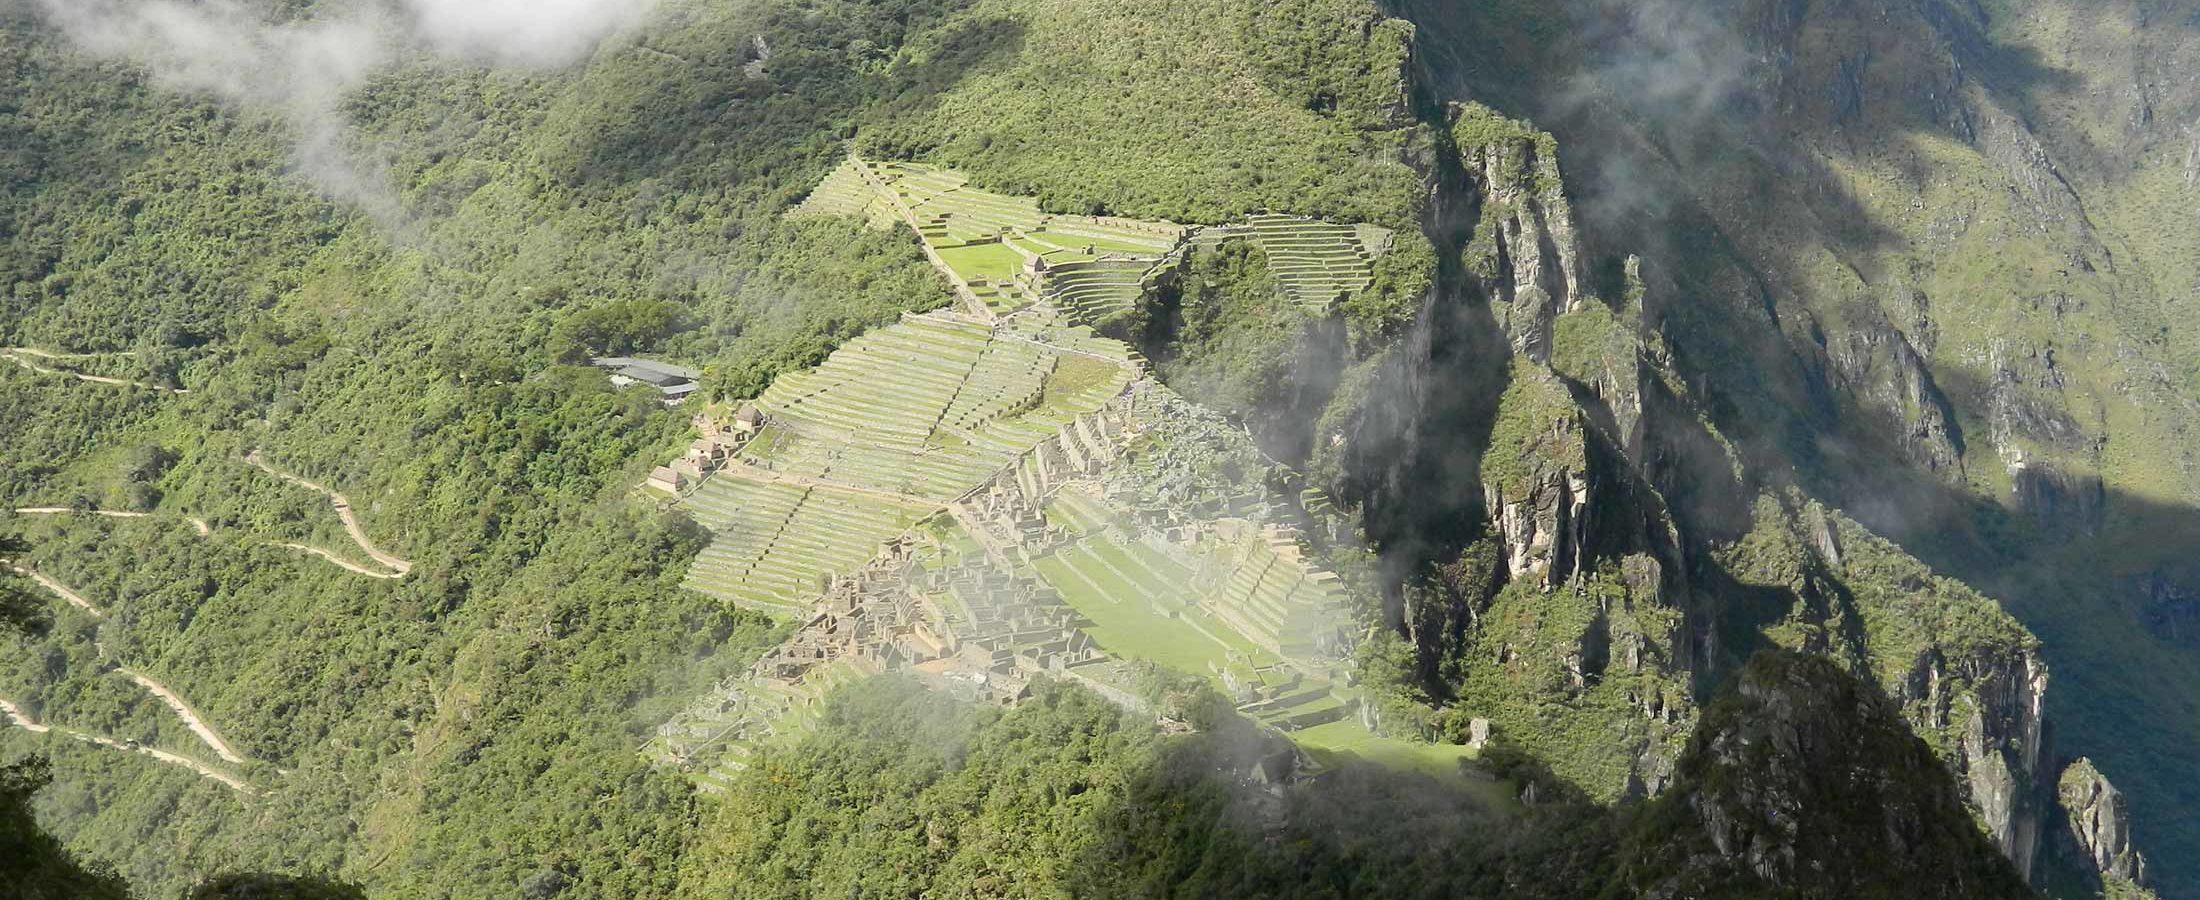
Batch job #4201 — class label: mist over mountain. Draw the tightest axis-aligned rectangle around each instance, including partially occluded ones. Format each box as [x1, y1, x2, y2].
[0, 1, 2192, 898]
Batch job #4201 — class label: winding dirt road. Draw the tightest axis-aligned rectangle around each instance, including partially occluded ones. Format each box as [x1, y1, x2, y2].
[10, 508, 213, 536]
[1, 348, 186, 393]
[9, 566, 106, 619]
[9, 570, 252, 768]
[273, 542, 405, 580]
[244, 451, 412, 577]
[0, 696, 249, 793]
[117, 669, 246, 764]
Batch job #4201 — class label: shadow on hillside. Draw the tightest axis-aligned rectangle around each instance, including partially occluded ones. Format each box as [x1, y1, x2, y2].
[1384, 1, 2198, 892]
[540, 6, 1026, 196]
[1055, 713, 1619, 900]
[1822, 427, 2200, 897]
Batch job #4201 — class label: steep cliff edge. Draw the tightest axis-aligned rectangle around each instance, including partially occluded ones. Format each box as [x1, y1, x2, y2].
[1455, 102, 1588, 361]
[1482, 362, 1592, 588]
[2056, 759, 2155, 899]
[1611, 652, 2037, 900]
[1313, 26, 2152, 893]
[1355, 0, 2199, 892]
[1720, 495, 2053, 878]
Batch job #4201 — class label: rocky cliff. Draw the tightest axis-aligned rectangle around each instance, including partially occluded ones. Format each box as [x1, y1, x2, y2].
[1344, 0, 2200, 892]
[1454, 102, 1587, 362]
[1611, 652, 2037, 900]
[2058, 758, 2152, 896]
[1482, 362, 1592, 589]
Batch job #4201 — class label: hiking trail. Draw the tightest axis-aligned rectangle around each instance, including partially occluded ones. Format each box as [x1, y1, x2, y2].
[244, 451, 413, 577]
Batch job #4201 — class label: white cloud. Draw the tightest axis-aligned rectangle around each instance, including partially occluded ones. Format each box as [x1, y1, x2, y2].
[29, 0, 656, 224]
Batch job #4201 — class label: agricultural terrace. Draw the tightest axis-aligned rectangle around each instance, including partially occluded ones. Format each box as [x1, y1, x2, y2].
[1247, 214, 1384, 314]
[1029, 496, 1352, 731]
[658, 203, 1474, 788]
[679, 310, 1135, 614]
[789, 156, 1387, 326]
[648, 656, 870, 791]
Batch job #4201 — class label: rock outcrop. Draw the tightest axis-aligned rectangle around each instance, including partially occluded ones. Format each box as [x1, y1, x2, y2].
[1454, 102, 1586, 361]
[1952, 650, 2049, 880]
[1482, 362, 1591, 589]
[1825, 511, 2050, 879]
[2058, 758, 2150, 891]
[1984, 337, 2108, 535]
[1611, 652, 2036, 900]
[1820, 307, 1966, 481]
[1726, 498, 2054, 879]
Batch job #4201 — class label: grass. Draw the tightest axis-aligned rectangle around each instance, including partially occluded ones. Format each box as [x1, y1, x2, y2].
[1289, 720, 1518, 808]
[1041, 356, 1126, 405]
[1034, 552, 1236, 674]
[1043, 491, 1113, 536]
[1085, 540, 1190, 601]
[1027, 230, 1168, 255]
[934, 242, 1029, 284]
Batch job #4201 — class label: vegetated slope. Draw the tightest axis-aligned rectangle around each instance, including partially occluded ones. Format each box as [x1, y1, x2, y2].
[1, 0, 2165, 896]
[857, 0, 1423, 228]
[1612, 652, 2037, 900]
[0, 0, 1466, 896]
[0, 0, 953, 893]
[678, 673, 1562, 899]
[0, 756, 132, 900]
[681, 659, 2034, 900]
[1365, 2, 2200, 894]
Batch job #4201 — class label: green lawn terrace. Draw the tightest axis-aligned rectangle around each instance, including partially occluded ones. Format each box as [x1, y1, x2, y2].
[1029, 531, 1353, 733]
[679, 474, 931, 615]
[872, 161, 1184, 322]
[1191, 520, 1353, 661]
[873, 161, 1048, 245]
[1024, 481, 1354, 721]
[680, 311, 1137, 613]
[1035, 258, 1153, 326]
[1015, 498, 1486, 785]
[745, 312, 1134, 502]
[867, 160, 1183, 257]
[785, 157, 899, 230]
[791, 156, 1395, 329]
[999, 311, 1144, 371]
[1246, 214, 1383, 313]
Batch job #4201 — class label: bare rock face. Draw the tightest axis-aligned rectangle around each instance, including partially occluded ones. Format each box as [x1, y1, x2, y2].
[1820, 307, 1966, 481]
[1983, 337, 2109, 535]
[2059, 758, 2150, 889]
[1862, 564, 2049, 877]
[1482, 362, 1591, 590]
[1758, 503, 2054, 880]
[1954, 651, 2050, 880]
[1454, 102, 1586, 361]
[2134, 569, 2200, 645]
[2007, 461, 2106, 537]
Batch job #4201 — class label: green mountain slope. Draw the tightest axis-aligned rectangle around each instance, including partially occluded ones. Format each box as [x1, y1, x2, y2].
[1, 0, 2194, 897]
[1368, 2, 2199, 893]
